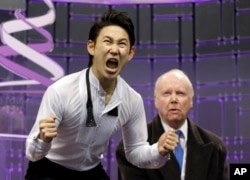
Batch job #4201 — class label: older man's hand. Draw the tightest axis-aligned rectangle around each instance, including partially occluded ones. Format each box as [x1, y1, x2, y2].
[158, 128, 178, 157]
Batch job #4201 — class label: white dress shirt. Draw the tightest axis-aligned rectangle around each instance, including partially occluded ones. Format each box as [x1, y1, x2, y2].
[161, 119, 188, 180]
[26, 68, 166, 171]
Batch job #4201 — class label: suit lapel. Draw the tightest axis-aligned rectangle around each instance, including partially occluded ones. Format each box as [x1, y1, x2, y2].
[158, 152, 181, 180]
[149, 116, 181, 180]
[185, 119, 215, 180]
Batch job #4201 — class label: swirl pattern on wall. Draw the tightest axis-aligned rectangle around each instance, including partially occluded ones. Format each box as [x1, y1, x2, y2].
[0, 0, 211, 88]
[0, 0, 64, 87]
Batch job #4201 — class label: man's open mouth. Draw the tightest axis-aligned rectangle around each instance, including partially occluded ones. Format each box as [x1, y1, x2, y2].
[106, 58, 118, 69]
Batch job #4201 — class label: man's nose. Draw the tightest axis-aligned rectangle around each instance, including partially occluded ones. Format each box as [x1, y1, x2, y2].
[170, 93, 178, 103]
[110, 44, 119, 55]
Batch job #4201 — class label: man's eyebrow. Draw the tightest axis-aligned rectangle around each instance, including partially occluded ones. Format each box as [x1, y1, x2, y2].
[103, 35, 112, 39]
[103, 36, 128, 42]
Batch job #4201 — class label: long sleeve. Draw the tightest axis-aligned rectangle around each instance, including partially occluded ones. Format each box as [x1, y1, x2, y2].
[26, 86, 62, 161]
[116, 140, 150, 180]
[121, 95, 166, 169]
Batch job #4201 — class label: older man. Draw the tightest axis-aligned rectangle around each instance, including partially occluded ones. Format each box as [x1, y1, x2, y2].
[116, 69, 228, 180]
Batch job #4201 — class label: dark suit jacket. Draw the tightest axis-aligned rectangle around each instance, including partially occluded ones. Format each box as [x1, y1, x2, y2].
[116, 115, 228, 180]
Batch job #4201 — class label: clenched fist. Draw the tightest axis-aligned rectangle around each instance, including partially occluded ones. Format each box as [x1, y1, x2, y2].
[38, 115, 57, 143]
[158, 128, 178, 156]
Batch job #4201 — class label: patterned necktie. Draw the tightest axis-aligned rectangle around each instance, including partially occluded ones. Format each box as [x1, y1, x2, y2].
[175, 130, 183, 171]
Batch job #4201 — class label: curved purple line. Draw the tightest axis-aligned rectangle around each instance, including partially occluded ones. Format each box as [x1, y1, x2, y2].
[0, 35, 54, 86]
[15, 9, 53, 47]
[0, 1, 56, 86]
[0, 55, 54, 86]
[0, 42, 52, 57]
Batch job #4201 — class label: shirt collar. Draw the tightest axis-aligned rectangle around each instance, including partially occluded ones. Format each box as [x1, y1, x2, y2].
[89, 67, 101, 91]
[88, 67, 122, 107]
[160, 118, 188, 140]
[89, 67, 122, 94]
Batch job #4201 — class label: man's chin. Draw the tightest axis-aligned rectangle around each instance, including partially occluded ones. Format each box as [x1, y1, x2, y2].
[168, 115, 181, 121]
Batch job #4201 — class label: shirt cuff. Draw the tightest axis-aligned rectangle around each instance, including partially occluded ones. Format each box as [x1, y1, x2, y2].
[32, 134, 51, 151]
[151, 143, 168, 168]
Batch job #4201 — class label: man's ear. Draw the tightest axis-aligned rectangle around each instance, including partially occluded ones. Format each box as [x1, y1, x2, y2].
[154, 96, 158, 109]
[128, 46, 136, 62]
[190, 98, 193, 109]
[87, 40, 94, 55]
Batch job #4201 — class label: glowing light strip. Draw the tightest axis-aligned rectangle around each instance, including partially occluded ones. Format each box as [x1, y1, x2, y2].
[0, 0, 64, 87]
[52, 0, 214, 4]
[0, 90, 45, 94]
[0, 133, 27, 139]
